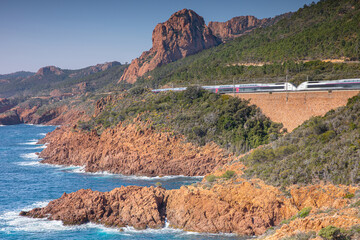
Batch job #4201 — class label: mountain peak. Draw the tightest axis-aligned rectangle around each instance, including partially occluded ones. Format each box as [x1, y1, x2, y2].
[119, 9, 220, 83]
[36, 66, 64, 76]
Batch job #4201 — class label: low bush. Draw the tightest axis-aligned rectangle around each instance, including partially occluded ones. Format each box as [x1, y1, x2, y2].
[318, 226, 349, 240]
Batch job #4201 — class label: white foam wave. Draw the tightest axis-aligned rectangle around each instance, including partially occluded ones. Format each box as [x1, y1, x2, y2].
[20, 139, 39, 145]
[121, 221, 182, 235]
[25, 145, 47, 150]
[0, 201, 80, 233]
[20, 152, 39, 160]
[17, 161, 40, 166]
[63, 167, 203, 180]
[25, 124, 51, 127]
[0, 204, 238, 237]
[38, 133, 47, 136]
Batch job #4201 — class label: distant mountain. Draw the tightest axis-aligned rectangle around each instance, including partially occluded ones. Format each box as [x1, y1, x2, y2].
[0, 62, 124, 98]
[0, 71, 35, 84]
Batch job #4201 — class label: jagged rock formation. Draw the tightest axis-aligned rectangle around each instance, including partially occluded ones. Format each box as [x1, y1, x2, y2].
[119, 9, 221, 83]
[20, 186, 167, 229]
[208, 14, 287, 41]
[38, 120, 234, 176]
[119, 10, 291, 84]
[21, 174, 359, 236]
[35, 66, 64, 77]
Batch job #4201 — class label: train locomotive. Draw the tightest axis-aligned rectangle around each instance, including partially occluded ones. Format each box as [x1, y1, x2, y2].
[151, 79, 360, 94]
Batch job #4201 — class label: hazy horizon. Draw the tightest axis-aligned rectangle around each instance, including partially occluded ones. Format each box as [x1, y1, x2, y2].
[0, 0, 317, 74]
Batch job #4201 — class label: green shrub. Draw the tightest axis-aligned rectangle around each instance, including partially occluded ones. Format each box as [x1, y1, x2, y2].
[220, 170, 236, 180]
[281, 231, 316, 240]
[344, 193, 355, 199]
[206, 174, 216, 183]
[129, 86, 149, 95]
[318, 225, 348, 240]
[297, 207, 312, 218]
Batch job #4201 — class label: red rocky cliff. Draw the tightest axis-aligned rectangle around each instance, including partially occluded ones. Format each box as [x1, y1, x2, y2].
[208, 13, 291, 41]
[208, 16, 271, 41]
[119, 9, 221, 83]
[119, 10, 291, 84]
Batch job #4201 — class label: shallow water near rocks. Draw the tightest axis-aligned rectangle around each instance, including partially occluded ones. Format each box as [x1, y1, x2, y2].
[0, 124, 247, 240]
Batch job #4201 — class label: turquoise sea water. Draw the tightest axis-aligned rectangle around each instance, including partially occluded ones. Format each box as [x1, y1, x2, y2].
[0, 124, 247, 240]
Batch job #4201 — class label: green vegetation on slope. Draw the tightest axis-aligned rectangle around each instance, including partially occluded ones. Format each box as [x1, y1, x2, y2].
[136, 0, 360, 87]
[241, 94, 360, 187]
[78, 87, 283, 153]
[0, 64, 129, 98]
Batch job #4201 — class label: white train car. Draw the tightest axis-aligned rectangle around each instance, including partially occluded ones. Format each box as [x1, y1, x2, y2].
[297, 79, 360, 91]
[202, 82, 296, 94]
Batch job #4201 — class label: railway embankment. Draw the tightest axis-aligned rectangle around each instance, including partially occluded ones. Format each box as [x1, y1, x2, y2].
[231, 90, 360, 132]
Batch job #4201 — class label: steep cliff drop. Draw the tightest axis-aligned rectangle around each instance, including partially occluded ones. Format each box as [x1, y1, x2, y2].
[119, 9, 221, 84]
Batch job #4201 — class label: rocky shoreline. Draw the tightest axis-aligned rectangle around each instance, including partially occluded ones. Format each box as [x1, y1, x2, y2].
[21, 167, 360, 238]
[17, 112, 359, 239]
[38, 120, 234, 176]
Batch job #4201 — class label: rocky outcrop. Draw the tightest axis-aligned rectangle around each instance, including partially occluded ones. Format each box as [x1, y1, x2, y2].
[36, 66, 64, 77]
[21, 177, 359, 236]
[20, 186, 166, 229]
[166, 180, 296, 235]
[0, 100, 88, 126]
[38, 120, 234, 176]
[0, 98, 16, 114]
[208, 16, 268, 41]
[208, 13, 291, 42]
[119, 9, 221, 83]
[69, 61, 121, 78]
[119, 10, 291, 83]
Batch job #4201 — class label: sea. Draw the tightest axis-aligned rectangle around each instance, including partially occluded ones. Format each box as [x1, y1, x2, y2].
[0, 124, 248, 240]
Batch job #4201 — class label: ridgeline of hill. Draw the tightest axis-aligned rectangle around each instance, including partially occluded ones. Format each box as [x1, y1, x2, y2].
[136, 0, 360, 87]
[0, 62, 128, 98]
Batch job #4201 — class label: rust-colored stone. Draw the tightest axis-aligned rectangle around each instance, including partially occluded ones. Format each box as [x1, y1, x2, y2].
[119, 9, 221, 83]
[21, 186, 166, 229]
[39, 120, 234, 176]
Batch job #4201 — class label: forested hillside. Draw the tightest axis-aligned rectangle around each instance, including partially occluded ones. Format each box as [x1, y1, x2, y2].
[0, 63, 128, 98]
[77, 87, 283, 153]
[241, 94, 360, 187]
[136, 0, 360, 87]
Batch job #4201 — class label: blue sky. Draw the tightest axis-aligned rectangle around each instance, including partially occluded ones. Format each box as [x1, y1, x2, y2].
[0, 0, 317, 74]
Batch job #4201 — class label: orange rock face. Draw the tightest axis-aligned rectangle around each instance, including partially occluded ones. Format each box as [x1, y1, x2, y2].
[166, 179, 297, 235]
[208, 13, 291, 42]
[39, 120, 234, 176]
[22, 176, 358, 236]
[21, 186, 166, 229]
[208, 16, 270, 41]
[119, 9, 221, 83]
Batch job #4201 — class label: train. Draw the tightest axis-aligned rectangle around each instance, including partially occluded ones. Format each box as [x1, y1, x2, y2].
[151, 79, 360, 94]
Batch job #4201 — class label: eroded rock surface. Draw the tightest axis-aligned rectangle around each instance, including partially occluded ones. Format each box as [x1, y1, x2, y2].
[39, 120, 233, 176]
[20, 186, 166, 229]
[119, 9, 221, 83]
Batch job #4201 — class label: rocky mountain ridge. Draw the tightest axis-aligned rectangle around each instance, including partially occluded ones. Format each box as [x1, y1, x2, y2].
[119, 9, 290, 83]
[208, 13, 292, 41]
[0, 61, 122, 98]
